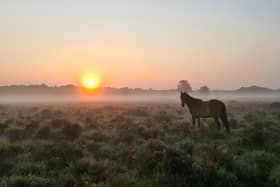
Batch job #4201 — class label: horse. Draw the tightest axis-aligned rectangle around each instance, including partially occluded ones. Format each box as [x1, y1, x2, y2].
[180, 91, 230, 133]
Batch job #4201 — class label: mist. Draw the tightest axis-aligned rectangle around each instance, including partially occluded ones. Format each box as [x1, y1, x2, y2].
[1, 92, 280, 105]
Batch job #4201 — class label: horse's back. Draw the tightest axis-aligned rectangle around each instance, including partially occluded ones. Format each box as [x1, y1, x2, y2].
[208, 99, 226, 113]
[209, 99, 225, 105]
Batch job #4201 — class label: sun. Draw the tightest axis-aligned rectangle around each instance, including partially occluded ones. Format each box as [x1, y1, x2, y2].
[81, 73, 101, 90]
[86, 78, 95, 88]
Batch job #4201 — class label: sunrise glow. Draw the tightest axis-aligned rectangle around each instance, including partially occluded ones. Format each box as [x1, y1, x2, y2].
[81, 73, 101, 90]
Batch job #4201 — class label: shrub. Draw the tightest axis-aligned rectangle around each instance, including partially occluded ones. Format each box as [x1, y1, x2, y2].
[111, 115, 132, 125]
[270, 102, 280, 109]
[0, 143, 24, 160]
[32, 143, 83, 163]
[128, 107, 150, 117]
[135, 139, 193, 178]
[62, 123, 82, 141]
[233, 150, 279, 186]
[154, 111, 173, 123]
[271, 142, 280, 155]
[269, 165, 280, 187]
[138, 126, 164, 140]
[71, 158, 121, 184]
[85, 130, 110, 142]
[229, 118, 243, 129]
[12, 161, 45, 176]
[37, 109, 53, 119]
[0, 123, 8, 134]
[162, 147, 193, 175]
[24, 122, 38, 134]
[34, 126, 53, 140]
[241, 121, 280, 149]
[109, 172, 138, 187]
[50, 119, 71, 129]
[135, 140, 166, 175]
[73, 157, 95, 173]
[94, 144, 119, 160]
[0, 160, 14, 176]
[5, 127, 27, 143]
[5, 175, 53, 187]
[191, 163, 238, 187]
[243, 113, 257, 122]
[177, 138, 194, 155]
[45, 157, 68, 172]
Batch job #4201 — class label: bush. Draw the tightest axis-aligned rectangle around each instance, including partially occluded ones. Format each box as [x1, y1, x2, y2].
[271, 142, 280, 155]
[229, 118, 243, 129]
[135, 139, 193, 178]
[5, 127, 27, 143]
[154, 111, 173, 123]
[270, 102, 280, 109]
[24, 122, 38, 134]
[94, 144, 119, 160]
[50, 119, 71, 129]
[128, 107, 150, 117]
[85, 130, 110, 142]
[162, 147, 193, 175]
[12, 161, 46, 176]
[241, 122, 267, 148]
[233, 150, 279, 186]
[45, 157, 68, 172]
[269, 165, 280, 187]
[0, 144, 24, 160]
[109, 172, 138, 187]
[71, 158, 121, 184]
[5, 176, 53, 187]
[32, 143, 83, 163]
[135, 140, 166, 175]
[196, 143, 233, 169]
[35, 126, 53, 140]
[191, 163, 238, 187]
[0, 160, 14, 176]
[0, 123, 8, 134]
[62, 124, 82, 141]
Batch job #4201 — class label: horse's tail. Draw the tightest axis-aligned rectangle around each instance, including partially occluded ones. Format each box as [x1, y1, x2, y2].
[221, 104, 230, 133]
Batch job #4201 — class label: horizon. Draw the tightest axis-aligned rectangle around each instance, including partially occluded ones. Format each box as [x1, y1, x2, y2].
[1, 1, 280, 89]
[0, 83, 279, 91]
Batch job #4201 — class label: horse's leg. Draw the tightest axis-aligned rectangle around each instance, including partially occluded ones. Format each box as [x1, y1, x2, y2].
[220, 109, 230, 134]
[214, 117, 221, 130]
[197, 118, 201, 128]
[192, 116, 196, 128]
[220, 115, 230, 134]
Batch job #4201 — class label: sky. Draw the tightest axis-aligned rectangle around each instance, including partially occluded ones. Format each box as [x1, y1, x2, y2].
[0, 0, 280, 89]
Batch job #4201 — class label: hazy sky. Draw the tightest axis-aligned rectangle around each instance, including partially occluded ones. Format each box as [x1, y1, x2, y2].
[1, 0, 279, 89]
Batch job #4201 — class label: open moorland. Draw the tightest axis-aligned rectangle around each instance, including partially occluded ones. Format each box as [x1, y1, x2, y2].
[0, 101, 280, 187]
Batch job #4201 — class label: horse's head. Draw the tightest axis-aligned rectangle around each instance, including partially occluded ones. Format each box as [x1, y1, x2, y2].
[180, 91, 186, 107]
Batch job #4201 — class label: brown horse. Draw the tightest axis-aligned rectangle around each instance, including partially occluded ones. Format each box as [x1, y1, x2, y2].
[180, 91, 230, 133]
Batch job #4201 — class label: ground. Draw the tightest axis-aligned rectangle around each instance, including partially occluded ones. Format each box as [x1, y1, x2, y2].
[0, 101, 280, 187]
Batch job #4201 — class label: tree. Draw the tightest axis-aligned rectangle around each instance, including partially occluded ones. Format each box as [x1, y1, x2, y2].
[177, 80, 192, 93]
[199, 86, 210, 98]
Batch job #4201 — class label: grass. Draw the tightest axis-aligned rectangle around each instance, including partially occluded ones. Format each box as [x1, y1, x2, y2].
[0, 102, 279, 186]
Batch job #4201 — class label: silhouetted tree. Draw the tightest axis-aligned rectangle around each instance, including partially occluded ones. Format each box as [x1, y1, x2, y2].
[120, 87, 130, 94]
[199, 86, 210, 98]
[177, 80, 192, 93]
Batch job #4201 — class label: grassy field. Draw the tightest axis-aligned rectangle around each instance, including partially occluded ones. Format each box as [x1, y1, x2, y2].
[0, 101, 280, 187]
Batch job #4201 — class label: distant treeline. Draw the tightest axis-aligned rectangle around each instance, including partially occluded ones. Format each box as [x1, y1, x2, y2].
[0, 84, 279, 95]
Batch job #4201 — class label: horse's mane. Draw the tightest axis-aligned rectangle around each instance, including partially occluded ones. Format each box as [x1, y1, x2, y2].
[182, 93, 202, 103]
